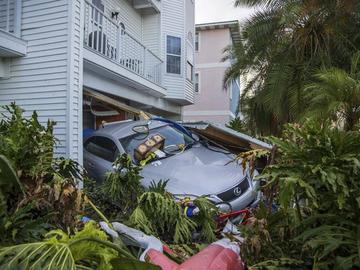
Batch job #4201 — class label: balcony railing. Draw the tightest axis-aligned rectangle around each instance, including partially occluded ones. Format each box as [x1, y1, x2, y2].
[84, 1, 163, 86]
[0, 0, 21, 37]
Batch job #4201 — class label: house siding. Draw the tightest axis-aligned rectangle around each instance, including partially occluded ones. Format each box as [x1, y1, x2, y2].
[0, 0, 69, 155]
[184, 0, 195, 103]
[162, 0, 185, 100]
[161, 0, 194, 104]
[0, 0, 194, 162]
[142, 13, 160, 55]
[183, 27, 233, 124]
[0, 0, 82, 162]
[67, 0, 83, 162]
[104, 0, 142, 41]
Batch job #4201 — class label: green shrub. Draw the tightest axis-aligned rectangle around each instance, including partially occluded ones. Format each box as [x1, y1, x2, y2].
[241, 120, 360, 269]
[0, 104, 86, 243]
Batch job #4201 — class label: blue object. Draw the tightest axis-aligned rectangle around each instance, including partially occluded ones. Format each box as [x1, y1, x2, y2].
[186, 207, 196, 217]
[83, 128, 95, 140]
[152, 117, 193, 138]
[81, 216, 91, 223]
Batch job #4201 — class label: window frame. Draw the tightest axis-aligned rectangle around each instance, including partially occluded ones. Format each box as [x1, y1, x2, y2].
[194, 72, 200, 93]
[195, 32, 200, 52]
[166, 35, 182, 75]
[186, 35, 194, 82]
[186, 61, 194, 82]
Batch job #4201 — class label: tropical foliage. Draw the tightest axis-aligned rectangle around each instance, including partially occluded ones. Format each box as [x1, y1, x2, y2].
[127, 181, 218, 244]
[0, 221, 158, 270]
[0, 103, 85, 245]
[86, 159, 219, 245]
[226, 116, 249, 133]
[85, 154, 144, 220]
[226, 0, 360, 135]
[304, 53, 360, 130]
[240, 120, 360, 269]
[0, 104, 158, 269]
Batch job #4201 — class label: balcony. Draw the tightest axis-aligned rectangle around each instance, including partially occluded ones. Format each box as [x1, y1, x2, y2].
[133, 0, 161, 14]
[0, 0, 26, 57]
[84, 1, 163, 90]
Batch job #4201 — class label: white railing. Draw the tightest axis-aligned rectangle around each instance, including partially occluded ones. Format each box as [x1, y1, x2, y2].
[84, 1, 163, 86]
[0, 0, 21, 36]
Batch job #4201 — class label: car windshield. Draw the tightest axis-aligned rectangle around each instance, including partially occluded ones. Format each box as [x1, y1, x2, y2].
[120, 125, 195, 162]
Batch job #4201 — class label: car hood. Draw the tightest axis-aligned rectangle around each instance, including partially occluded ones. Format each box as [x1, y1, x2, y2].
[140, 144, 246, 196]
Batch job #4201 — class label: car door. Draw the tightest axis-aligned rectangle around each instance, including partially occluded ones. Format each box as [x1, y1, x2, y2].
[84, 136, 119, 182]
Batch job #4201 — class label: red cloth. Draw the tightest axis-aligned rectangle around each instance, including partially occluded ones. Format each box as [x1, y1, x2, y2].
[146, 243, 243, 270]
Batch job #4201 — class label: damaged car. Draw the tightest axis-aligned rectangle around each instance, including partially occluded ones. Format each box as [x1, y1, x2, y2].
[84, 119, 263, 211]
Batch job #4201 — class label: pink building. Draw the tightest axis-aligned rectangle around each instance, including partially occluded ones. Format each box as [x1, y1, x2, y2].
[182, 21, 241, 124]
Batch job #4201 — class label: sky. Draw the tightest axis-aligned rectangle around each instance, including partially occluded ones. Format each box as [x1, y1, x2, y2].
[195, 0, 256, 24]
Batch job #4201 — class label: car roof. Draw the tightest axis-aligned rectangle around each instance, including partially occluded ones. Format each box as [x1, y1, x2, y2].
[92, 120, 168, 139]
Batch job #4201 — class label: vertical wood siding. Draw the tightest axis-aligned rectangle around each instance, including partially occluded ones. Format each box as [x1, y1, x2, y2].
[67, 0, 83, 162]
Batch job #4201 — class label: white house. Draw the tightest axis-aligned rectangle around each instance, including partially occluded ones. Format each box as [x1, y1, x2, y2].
[0, 0, 195, 163]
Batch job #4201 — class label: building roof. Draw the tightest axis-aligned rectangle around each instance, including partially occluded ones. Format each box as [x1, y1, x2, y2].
[196, 20, 241, 44]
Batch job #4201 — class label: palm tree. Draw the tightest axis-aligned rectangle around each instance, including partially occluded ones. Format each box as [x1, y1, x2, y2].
[304, 53, 360, 130]
[225, 0, 360, 135]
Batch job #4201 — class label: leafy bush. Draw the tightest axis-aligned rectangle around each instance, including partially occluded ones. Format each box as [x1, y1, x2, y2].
[0, 104, 86, 245]
[86, 159, 219, 245]
[0, 103, 55, 178]
[241, 120, 360, 269]
[84, 154, 144, 221]
[102, 154, 143, 213]
[128, 190, 197, 243]
[127, 181, 218, 244]
[226, 117, 249, 134]
[0, 221, 159, 270]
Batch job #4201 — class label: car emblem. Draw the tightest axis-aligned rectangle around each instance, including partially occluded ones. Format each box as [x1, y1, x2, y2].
[233, 187, 242, 196]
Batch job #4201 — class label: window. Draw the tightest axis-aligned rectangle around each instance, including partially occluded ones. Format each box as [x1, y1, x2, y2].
[194, 73, 199, 93]
[186, 32, 194, 81]
[195, 32, 199, 51]
[85, 136, 118, 162]
[166, 36, 181, 74]
[187, 62, 193, 81]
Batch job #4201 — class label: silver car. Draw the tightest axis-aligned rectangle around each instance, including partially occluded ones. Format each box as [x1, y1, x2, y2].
[83, 120, 261, 211]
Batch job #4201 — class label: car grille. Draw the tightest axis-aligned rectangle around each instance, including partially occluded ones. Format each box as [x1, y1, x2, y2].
[217, 178, 250, 202]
